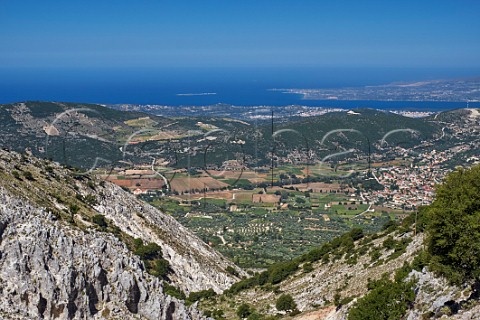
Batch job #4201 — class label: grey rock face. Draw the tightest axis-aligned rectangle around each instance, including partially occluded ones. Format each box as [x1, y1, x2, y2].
[0, 188, 207, 319]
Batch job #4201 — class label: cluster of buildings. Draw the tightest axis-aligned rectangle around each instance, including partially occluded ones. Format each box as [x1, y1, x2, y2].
[363, 149, 452, 210]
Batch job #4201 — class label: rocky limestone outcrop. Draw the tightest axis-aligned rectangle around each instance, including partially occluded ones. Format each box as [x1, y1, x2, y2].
[0, 188, 208, 319]
[0, 149, 244, 297]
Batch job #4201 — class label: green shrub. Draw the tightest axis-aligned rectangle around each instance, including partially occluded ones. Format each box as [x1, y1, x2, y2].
[204, 309, 226, 319]
[236, 303, 253, 319]
[369, 248, 381, 262]
[133, 238, 144, 248]
[425, 165, 480, 284]
[304, 243, 331, 262]
[382, 219, 398, 232]
[334, 292, 341, 306]
[84, 194, 97, 206]
[152, 258, 170, 278]
[321, 253, 330, 264]
[346, 255, 358, 265]
[23, 171, 35, 181]
[349, 228, 364, 241]
[135, 242, 162, 261]
[12, 170, 21, 180]
[187, 288, 216, 304]
[268, 261, 299, 284]
[69, 204, 80, 215]
[356, 245, 369, 256]
[163, 282, 186, 300]
[226, 265, 239, 277]
[247, 312, 262, 320]
[411, 250, 429, 271]
[92, 214, 107, 228]
[276, 294, 297, 311]
[131, 240, 170, 279]
[348, 276, 415, 320]
[303, 262, 314, 273]
[382, 236, 396, 250]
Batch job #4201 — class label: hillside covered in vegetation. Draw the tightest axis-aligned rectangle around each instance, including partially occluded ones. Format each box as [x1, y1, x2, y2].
[193, 164, 480, 319]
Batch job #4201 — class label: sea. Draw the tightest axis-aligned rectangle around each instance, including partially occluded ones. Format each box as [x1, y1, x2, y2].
[1, 67, 479, 111]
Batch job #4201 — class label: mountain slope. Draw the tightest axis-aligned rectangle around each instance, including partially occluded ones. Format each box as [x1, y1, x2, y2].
[0, 149, 245, 318]
[0, 149, 243, 294]
[199, 222, 480, 319]
[0, 187, 205, 319]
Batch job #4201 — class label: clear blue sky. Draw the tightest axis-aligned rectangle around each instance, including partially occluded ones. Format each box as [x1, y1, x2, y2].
[1, 0, 479, 68]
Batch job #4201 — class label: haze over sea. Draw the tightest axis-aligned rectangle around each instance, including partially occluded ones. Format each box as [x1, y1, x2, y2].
[1, 67, 479, 111]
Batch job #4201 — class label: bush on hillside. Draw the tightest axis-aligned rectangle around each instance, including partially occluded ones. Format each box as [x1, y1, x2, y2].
[276, 294, 297, 311]
[348, 274, 415, 320]
[425, 165, 480, 284]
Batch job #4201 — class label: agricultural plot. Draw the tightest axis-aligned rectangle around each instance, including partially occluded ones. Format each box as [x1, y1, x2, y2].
[144, 189, 394, 268]
[170, 176, 229, 193]
[124, 116, 158, 127]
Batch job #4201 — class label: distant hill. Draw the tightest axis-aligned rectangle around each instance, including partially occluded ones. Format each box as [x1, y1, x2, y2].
[190, 108, 443, 169]
[3, 101, 476, 172]
[257, 108, 441, 151]
[0, 101, 255, 170]
[0, 101, 196, 169]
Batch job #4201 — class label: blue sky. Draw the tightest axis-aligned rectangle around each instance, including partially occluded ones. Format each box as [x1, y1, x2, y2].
[1, 0, 480, 68]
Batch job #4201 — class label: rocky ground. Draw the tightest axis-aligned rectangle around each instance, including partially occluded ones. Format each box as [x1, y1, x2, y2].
[0, 186, 207, 319]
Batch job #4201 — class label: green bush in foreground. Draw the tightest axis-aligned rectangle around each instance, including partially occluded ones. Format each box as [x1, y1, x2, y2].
[348, 275, 415, 320]
[425, 165, 480, 284]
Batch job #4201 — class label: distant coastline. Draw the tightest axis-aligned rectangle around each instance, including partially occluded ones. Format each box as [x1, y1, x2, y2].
[1, 69, 480, 107]
[271, 77, 480, 103]
[176, 92, 217, 97]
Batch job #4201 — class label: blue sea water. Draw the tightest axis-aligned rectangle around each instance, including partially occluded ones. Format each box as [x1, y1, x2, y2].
[0, 67, 478, 110]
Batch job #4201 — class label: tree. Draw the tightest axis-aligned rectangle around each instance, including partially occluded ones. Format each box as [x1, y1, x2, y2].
[236, 303, 252, 319]
[348, 227, 364, 241]
[425, 165, 480, 284]
[276, 294, 297, 311]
